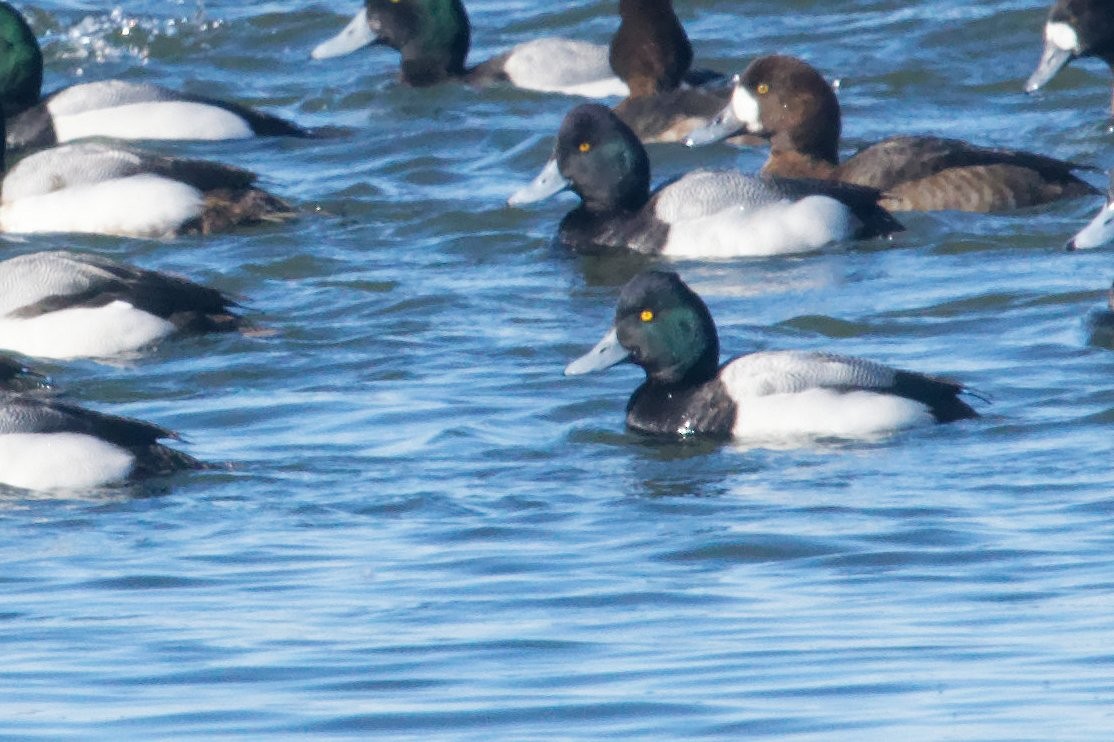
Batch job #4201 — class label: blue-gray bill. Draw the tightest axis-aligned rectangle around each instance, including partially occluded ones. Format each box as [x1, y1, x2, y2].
[312, 8, 376, 60]
[564, 328, 630, 376]
[684, 105, 744, 147]
[507, 158, 570, 206]
[1025, 39, 1074, 92]
[1067, 201, 1114, 250]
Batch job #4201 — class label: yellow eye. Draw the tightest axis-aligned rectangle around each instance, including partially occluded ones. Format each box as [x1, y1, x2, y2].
[578, 142, 591, 153]
[640, 309, 654, 322]
[757, 82, 769, 95]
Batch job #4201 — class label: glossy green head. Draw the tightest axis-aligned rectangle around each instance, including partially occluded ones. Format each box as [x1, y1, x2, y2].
[366, 0, 470, 85]
[0, 2, 42, 111]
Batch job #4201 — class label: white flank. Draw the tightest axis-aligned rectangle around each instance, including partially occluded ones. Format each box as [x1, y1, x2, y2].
[504, 39, 629, 98]
[0, 433, 135, 491]
[662, 195, 854, 258]
[0, 300, 177, 360]
[1046, 21, 1081, 53]
[1, 174, 204, 237]
[50, 101, 253, 142]
[730, 388, 933, 441]
[731, 85, 762, 132]
[1070, 202, 1114, 250]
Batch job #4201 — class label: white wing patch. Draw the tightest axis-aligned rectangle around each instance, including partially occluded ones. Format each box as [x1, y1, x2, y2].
[0, 432, 135, 490]
[503, 38, 628, 98]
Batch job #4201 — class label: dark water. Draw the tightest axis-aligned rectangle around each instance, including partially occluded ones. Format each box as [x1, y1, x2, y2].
[2, 0, 1114, 737]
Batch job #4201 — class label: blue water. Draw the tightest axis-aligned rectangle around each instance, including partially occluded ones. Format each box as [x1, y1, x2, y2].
[2, 0, 1114, 737]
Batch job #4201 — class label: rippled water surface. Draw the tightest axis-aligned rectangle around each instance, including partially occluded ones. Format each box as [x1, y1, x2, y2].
[2, 0, 1114, 737]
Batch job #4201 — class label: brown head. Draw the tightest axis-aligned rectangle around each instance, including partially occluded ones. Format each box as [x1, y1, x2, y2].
[609, 0, 693, 97]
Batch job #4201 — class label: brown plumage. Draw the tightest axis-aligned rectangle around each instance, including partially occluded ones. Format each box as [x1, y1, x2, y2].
[732, 55, 1099, 212]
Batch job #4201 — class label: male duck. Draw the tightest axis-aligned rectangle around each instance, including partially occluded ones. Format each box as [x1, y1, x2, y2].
[0, 118, 291, 238]
[567, 270, 979, 440]
[0, 251, 242, 360]
[0, 392, 202, 491]
[686, 55, 1099, 212]
[508, 103, 902, 258]
[1026, 0, 1114, 114]
[0, 2, 307, 151]
[1068, 170, 1114, 250]
[608, 0, 746, 144]
[312, 0, 626, 96]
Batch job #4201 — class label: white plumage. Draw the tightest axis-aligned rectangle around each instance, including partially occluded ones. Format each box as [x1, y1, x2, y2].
[0, 432, 136, 491]
[653, 171, 858, 257]
[720, 351, 935, 439]
[502, 39, 628, 97]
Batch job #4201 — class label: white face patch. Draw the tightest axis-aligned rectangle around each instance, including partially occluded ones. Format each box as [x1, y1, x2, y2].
[730, 85, 763, 132]
[1046, 21, 1080, 53]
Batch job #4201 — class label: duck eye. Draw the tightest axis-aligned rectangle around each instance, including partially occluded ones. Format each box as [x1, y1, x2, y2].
[640, 309, 654, 322]
[757, 83, 770, 95]
[578, 142, 591, 153]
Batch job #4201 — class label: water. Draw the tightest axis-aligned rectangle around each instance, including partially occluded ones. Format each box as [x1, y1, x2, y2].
[2, 0, 1113, 737]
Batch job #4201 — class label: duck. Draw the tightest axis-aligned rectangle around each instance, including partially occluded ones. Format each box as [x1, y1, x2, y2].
[0, 354, 43, 391]
[608, 0, 753, 144]
[507, 103, 902, 258]
[311, 0, 626, 97]
[0, 391, 202, 491]
[566, 270, 979, 440]
[0, 2, 307, 152]
[0, 115, 291, 238]
[0, 251, 243, 360]
[1067, 170, 1114, 250]
[685, 54, 1100, 212]
[1026, 0, 1114, 115]
[1087, 281, 1114, 348]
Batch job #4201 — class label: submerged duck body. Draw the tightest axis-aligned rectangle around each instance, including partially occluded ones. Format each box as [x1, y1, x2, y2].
[1087, 282, 1114, 347]
[509, 104, 902, 257]
[0, 392, 202, 491]
[0, 354, 43, 391]
[1026, 0, 1114, 114]
[0, 141, 291, 238]
[0, 2, 306, 151]
[567, 271, 978, 440]
[312, 0, 626, 97]
[686, 55, 1099, 212]
[0, 251, 242, 360]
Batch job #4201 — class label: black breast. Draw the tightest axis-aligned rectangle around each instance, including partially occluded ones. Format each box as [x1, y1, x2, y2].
[625, 377, 736, 437]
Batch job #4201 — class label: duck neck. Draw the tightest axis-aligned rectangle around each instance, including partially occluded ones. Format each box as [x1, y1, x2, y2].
[611, 0, 692, 95]
[762, 147, 839, 180]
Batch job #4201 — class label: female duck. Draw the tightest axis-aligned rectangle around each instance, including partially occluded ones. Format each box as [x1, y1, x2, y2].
[509, 103, 902, 258]
[312, 0, 625, 97]
[0, 251, 243, 360]
[0, 392, 201, 491]
[608, 0, 753, 145]
[0, 124, 291, 238]
[567, 271, 978, 440]
[1026, 0, 1114, 114]
[686, 55, 1099, 212]
[0, 2, 306, 151]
